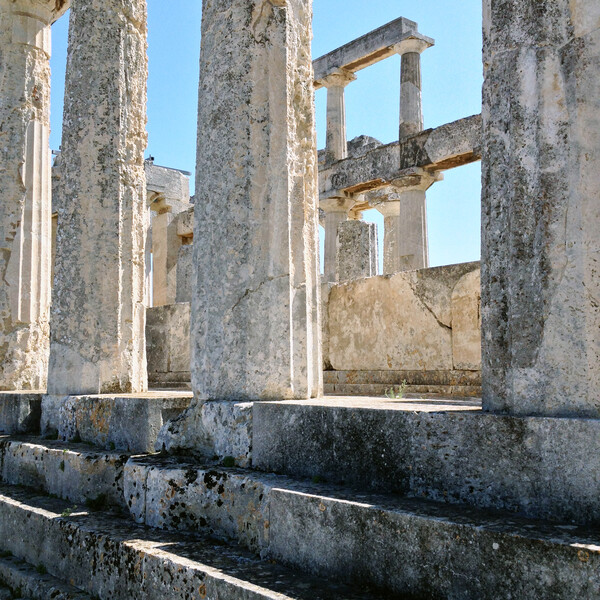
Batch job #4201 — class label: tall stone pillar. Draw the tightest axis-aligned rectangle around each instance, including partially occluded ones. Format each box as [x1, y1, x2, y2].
[0, 0, 67, 390]
[189, 0, 321, 402]
[47, 0, 148, 395]
[321, 197, 355, 282]
[151, 204, 181, 307]
[374, 180, 432, 274]
[322, 69, 356, 163]
[395, 36, 432, 140]
[481, 0, 600, 418]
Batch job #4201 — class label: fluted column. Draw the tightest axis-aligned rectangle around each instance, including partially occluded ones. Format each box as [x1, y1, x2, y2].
[47, 0, 148, 395]
[0, 0, 68, 390]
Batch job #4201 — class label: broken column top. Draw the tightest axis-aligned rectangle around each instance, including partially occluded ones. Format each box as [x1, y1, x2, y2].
[314, 17, 434, 88]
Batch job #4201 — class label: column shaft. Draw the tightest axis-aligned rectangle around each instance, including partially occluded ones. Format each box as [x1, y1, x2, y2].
[189, 0, 321, 402]
[481, 0, 600, 417]
[399, 52, 423, 139]
[48, 0, 148, 395]
[0, 0, 58, 390]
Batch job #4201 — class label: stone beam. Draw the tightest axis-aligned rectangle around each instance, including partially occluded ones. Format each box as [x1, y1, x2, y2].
[319, 115, 481, 200]
[313, 18, 432, 87]
[47, 0, 148, 395]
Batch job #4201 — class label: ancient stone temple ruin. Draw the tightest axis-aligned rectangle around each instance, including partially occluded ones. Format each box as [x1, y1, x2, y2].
[0, 0, 598, 598]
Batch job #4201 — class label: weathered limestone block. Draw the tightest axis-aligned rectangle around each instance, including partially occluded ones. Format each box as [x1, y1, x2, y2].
[175, 245, 193, 303]
[328, 262, 480, 372]
[452, 269, 481, 370]
[0, 0, 68, 390]
[47, 0, 148, 395]
[146, 303, 190, 388]
[336, 220, 378, 281]
[160, 0, 322, 455]
[0, 392, 42, 434]
[482, 0, 600, 417]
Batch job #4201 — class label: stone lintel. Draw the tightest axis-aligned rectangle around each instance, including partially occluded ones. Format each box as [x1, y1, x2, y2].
[319, 116, 481, 201]
[313, 17, 425, 88]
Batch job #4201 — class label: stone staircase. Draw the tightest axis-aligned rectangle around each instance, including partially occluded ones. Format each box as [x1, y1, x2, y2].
[0, 397, 597, 599]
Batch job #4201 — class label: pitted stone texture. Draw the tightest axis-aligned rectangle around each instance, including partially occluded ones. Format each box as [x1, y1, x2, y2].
[0, 0, 67, 390]
[125, 456, 270, 554]
[41, 392, 191, 452]
[122, 455, 600, 599]
[327, 262, 480, 372]
[336, 220, 378, 281]
[0, 437, 127, 508]
[190, 0, 321, 402]
[481, 0, 600, 417]
[0, 485, 379, 600]
[0, 555, 91, 600]
[157, 401, 252, 466]
[0, 393, 42, 434]
[47, 0, 148, 395]
[253, 398, 600, 526]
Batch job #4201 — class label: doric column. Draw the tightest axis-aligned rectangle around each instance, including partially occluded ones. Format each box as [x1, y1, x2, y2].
[336, 220, 378, 281]
[373, 176, 434, 274]
[47, 0, 148, 395]
[481, 0, 600, 418]
[321, 69, 356, 163]
[0, 0, 68, 390]
[183, 0, 321, 404]
[321, 197, 355, 282]
[395, 36, 432, 139]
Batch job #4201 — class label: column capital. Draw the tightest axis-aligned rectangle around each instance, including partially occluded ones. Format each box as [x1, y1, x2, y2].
[394, 34, 433, 56]
[374, 201, 401, 218]
[320, 68, 357, 89]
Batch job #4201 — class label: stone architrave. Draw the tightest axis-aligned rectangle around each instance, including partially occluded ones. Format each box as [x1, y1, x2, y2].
[481, 0, 600, 417]
[47, 0, 148, 395]
[0, 0, 68, 390]
[336, 220, 378, 281]
[159, 0, 321, 452]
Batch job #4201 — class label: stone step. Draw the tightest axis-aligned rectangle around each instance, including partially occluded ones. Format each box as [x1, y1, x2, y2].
[124, 454, 600, 599]
[0, 436, 130, 510]
[0, 394, 43, 436]
[252, 397, 600, 525]
[323, 370, 481, 397]
[0, 554, 92, 599]
[0, 484, 387, 600]
[1, 438, 599, 598]
[40, 392, 192, 452]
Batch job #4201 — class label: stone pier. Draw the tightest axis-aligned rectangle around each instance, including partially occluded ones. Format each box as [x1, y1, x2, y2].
[336, 220, 378, 281]
[47, 0, 148, 395]
[321, 197, 354, 282]
[159, 0, 321, 454]
[0, 0, 68, 390]
[481, 0, 600, 417]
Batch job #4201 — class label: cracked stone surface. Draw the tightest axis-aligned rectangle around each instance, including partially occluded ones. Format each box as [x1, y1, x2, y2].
[47, 0, 148, 395]
[0, 0, 67, 390]
[326, 262, 480, 372]
[481, 0, 600, 417]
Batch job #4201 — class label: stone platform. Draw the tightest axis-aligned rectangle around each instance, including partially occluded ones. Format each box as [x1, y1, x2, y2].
[253, 396, 600, 525]
[40, 392, 192, 452]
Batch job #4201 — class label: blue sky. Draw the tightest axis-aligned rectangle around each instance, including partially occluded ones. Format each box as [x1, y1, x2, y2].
[50, 0, 482, 269]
